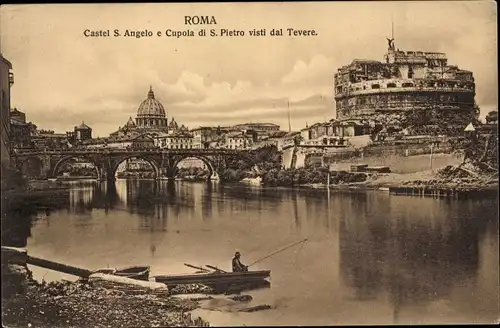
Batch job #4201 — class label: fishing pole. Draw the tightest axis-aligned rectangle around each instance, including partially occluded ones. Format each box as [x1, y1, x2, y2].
[293, 239, 306, 267]
[247, 238, 308, 267]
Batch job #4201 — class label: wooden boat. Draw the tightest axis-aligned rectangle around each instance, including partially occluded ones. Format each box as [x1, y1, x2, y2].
[93, 266, 150, 281]
[153, 270, 270, 286]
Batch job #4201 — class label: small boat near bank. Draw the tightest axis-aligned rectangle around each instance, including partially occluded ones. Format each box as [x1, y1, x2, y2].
[93, 266, 151, 281]
[152, 270, 271, 286]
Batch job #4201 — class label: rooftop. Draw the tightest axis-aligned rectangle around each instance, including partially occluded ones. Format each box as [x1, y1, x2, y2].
[268, 131, 288, 138]
[76, 121, 91, 130]
[167, 132, 194, 138]
[137, 86, 166, 118]
[0, 54, 12, 69]
[233, 122, 280, 127]
[10, 108, 24, 114]
[10, 118, 30, 126]
[351, 59, 382, 64]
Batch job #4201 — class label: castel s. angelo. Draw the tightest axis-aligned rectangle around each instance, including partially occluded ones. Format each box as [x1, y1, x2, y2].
[334, 37, 479, 134]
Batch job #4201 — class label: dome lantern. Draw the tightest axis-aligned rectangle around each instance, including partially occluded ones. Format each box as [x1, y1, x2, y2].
[147, 85, 155, 99]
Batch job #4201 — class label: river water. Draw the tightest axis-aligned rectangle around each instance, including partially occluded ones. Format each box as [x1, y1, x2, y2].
[25, 180, 498, 325]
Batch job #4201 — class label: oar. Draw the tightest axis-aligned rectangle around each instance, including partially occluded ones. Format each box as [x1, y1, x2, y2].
[206, 265, 227, 273]
[184, 263, 209, 272]
[248, 238, 308, 268]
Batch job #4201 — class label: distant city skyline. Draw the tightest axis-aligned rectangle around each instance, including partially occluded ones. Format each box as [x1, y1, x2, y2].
[1, 2, 497, 136]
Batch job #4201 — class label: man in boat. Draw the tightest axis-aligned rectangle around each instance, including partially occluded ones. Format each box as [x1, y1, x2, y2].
[232, 252, 248, 272]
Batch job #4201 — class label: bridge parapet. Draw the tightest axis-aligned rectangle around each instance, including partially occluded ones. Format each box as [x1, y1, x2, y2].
[14, 148, 245, 156]
[13, 147, 246, 181]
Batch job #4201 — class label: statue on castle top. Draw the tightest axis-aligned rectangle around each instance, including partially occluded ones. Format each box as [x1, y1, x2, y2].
[386, 37, 395, 50]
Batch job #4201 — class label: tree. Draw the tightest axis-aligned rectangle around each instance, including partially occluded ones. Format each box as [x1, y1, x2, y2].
[485, 110, 498, 124]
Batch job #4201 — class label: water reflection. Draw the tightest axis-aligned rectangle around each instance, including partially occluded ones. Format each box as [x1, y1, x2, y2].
[23, 180, 499, 324]
[339, 194, 496, 322]
[2, 188, 70, 247]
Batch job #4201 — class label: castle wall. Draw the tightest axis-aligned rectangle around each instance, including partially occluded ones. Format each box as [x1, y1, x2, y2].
[361, 140, 452, 157]
[333, 46, 478, 129]
[297, 138, 454, 169]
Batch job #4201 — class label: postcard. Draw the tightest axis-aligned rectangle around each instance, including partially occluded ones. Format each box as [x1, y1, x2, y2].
[1, 2, 498, 327]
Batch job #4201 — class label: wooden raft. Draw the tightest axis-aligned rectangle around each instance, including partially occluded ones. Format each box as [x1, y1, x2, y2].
[89, 273, 169, 297]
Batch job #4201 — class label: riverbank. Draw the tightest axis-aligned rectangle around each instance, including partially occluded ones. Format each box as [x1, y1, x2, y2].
[1, 257, 211, 328]
[1, 245, 274, 327]
[1, 277, 209, 327]
[298, 164, 498, 198]
[1, 263, 277, 327]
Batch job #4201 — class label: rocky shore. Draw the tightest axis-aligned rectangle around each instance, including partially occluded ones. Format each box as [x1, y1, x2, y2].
[2, 259, 274, 327]
[1, 264, 211, 328]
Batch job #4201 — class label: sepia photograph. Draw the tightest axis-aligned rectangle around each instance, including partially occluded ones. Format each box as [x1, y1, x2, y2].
[0, 1, 498, 327]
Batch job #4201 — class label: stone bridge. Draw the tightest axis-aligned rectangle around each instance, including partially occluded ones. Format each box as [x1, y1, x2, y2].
[13, 148, 245, 180]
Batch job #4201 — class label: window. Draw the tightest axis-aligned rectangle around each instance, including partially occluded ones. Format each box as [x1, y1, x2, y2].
[387, 83, 397, 88]
[408, 66, 414, 79]
[402, 83, 414, 88]
[371, 84, 380, 89]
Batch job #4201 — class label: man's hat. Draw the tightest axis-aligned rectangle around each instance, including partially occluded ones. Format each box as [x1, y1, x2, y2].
[235, 252, 241, 256]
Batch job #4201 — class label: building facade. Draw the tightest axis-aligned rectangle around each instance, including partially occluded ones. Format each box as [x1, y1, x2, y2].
[232, 122, 280, 132]
[232, 122, 281, 142]
[10, 119, 37, 148]
[31, 130, 69, 150]
[190, 126, 232, 149]
[334, 38, 478, 134]
[9, 108, 37, 148]
[222, 131, 253, 149]
[155, 132, 196, 149]
[0, 54, 14, 166]
[299, 120, 372, 147]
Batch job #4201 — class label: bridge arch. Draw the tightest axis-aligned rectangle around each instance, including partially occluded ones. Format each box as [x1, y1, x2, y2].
[171, 155, 216, 180]
[51, 156, 100, 179]
[112, 155, 160, 179]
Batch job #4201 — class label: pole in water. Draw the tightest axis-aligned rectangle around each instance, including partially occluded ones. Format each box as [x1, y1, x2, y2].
[248, 238, 308, 267]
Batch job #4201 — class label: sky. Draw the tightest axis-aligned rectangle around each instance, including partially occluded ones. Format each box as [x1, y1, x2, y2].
[0, 2, 497, 137]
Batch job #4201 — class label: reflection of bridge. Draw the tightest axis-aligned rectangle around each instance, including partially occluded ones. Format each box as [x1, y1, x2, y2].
[13, 148, 245, 180]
